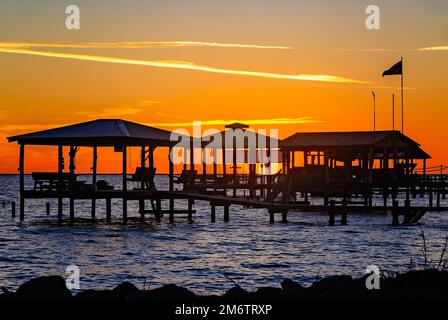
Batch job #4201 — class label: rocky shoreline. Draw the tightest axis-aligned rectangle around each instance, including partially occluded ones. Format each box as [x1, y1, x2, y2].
[1, 269, 448, 301]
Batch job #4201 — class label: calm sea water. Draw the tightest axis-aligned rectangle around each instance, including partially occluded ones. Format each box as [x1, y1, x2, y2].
[0, 174, 447, 294]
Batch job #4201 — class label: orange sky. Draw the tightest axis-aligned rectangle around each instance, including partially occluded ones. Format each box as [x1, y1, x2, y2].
[0, 0, 447, 173]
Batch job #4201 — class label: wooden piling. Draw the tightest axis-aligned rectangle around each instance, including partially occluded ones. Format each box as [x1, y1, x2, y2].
[392, 200, 399, 226]
[19, 144, 25, 221]
[91, 146, 97, 218]
[269, 211, 275, 224]
[224, 205, 230, 222]
[140, 200, 145, 222]
[11, 201, 16, 218]
[69, 198, 75, 223]
[57, 145, 63, 221]
[211, 204, 216, 223]
[122, 146, 128, 224]
[429, 187, 433, 207]
[281, 211, 288, 223]
[341, 213, 348, 225]
[106, 198, 111, 223]
[46, 202, 50, 215]
[329, 200, 336, 226]
[2, 200, 5, 207]
[188, 199, 194, 222]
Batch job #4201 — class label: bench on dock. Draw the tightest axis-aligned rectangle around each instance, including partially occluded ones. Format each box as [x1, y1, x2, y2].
[32, 172, 77, 191]
[174, 170, 197, 189]
[127, 167, 156, 190]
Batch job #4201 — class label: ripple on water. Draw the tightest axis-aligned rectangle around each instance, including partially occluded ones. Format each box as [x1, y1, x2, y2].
[0, 175, 448, 293]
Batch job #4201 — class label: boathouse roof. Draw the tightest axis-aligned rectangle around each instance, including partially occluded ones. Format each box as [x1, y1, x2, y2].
[280, 130, 430, 159]
[7, 119, 180, 147]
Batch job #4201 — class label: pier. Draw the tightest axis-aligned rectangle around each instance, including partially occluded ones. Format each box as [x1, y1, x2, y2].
[6, 119, 448, 226]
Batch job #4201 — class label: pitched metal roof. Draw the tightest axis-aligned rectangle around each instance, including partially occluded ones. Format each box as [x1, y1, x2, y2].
[280, 130, 420, 148]
[7, 119, 179, 146]
[201, 128, 279, 148]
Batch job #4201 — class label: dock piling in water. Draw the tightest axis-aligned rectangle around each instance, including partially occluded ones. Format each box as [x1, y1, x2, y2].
[11, 201, 16, 218]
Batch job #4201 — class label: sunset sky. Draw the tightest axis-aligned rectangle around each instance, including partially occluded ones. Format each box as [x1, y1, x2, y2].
[0, 0, 447, 173]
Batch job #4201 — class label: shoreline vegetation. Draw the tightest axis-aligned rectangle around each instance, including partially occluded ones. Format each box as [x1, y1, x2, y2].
[1, 269, 448, 301]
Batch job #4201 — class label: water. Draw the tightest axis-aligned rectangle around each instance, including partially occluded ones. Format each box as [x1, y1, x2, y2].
[0, 174, 447, 294]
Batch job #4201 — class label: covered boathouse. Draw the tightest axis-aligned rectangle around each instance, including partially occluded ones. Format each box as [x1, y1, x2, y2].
[7, 119, 184, 223]
[279, 130, 431, 205]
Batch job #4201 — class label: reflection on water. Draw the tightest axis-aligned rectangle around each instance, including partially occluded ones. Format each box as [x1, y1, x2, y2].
[0, 174, 447, 294]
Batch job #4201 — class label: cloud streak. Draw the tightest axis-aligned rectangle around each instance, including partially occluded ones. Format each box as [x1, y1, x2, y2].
[0, 41, 291, 50]
[144, 117, 320, 127]
[0, 47, 366, 83]
[418, 45, 448, 51]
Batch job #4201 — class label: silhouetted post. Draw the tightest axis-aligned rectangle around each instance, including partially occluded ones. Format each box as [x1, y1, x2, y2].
[19, 143, 25, 221]
[329, 200, 336, 226]
[155, 199, 162, 222]
[168, 146, 175, 219]
[211, 204, 216, 223]
[11, 201, 16, 218]
[222, 139, 227, 195]
[341, 198, 348, 225]
[57, 145, 63, 221]
[69, 145, 75, 223]
[122, 146, 127, 224]
[392, 200, 399, 226]
[436, 186, 441, 208]
[69, 199, 75, 223]
[139, 148, 147, 221]
[232, 136, 237, 198]
[106, 197, 111, 223]
[2, 200, 5, 208]
[188, 199, 194, 222]
[269, 211, 275, 224]
[92, 145, 98, 218]
[46, 202, 50, 216]
[224, 205, 230, 222]
[429, 186, 433, 208]
[281, 210, 288, 223]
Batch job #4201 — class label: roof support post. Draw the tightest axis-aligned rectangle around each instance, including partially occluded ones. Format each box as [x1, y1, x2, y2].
[122, 146, 127, 224]
[168, 145, 175, 218]
[57, 145, 63, 221]
[69, 145, 75, 223]
[139, 146, 146, 216]
[19, 144, 25, 221]
[91, 146, 97, 219]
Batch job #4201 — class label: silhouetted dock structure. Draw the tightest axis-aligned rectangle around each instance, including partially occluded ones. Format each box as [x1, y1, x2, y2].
[6, 119, 448, 226]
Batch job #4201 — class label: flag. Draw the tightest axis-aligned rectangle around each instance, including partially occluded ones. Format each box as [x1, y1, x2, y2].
[382, 60, 402, 77]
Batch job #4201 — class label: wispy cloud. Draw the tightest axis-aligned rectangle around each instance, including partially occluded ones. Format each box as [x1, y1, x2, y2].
[0, 48, 367, 84]
[144, 117, 320, 127]
[75, 101, 162, 117]
[0, 41, 291, 50]
[418, 45, 448, 51]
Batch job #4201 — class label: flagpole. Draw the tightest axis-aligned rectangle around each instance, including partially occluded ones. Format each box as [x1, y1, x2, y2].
[401, 57, 404, 134]
[392, 93, 395, 130]
[372, 91, 376, 131]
